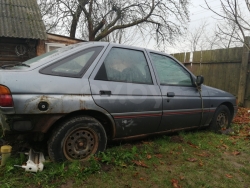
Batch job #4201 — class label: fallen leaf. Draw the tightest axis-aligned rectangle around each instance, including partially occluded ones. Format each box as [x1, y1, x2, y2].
[232, 151, 240, 156]
[147, 154, 152, 159]
[159, 161, 164, 165]
[199, 161, 203, 167]
[194, 152, 210, 157]
[232, 107, 250, 124]
[132, 160, 149, 168]
[155, 154, 163, 158]
[94, 156, 100, 161]
[187, 141, 199, 148]
[171, 179, 181, 188]
[222, 144, 229, 150]
[133, 172, 139, 177]
[226, 174, 233, 178]
[152, 163, 158, 168]
[187, 158, 197, 162]
[180, 176, 185, 180]
[139, 177, 145, 181]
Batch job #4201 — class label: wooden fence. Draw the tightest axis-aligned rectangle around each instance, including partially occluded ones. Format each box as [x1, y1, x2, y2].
[171, 38, 250, 107]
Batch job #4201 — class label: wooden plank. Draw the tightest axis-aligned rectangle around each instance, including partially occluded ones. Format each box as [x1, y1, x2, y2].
[193, 51, 202, 63]
[173, 53, 185, 62]
[238, 37, 250, 106]
[210, 64, 216, 87]
[227, 63, 241, 95]
[47, 33, 85, 44]
[179, 53, 185, 62]
[225, 62, 232, 94]
[185, 52, 190, 63]
[222, 63, 229, 91]
[201, 50, 212, 63]
[193, 64, 200, 76]
[228, 47, 242, 62]
[245, 64, 250, 107]
[37, 40, 46, 56]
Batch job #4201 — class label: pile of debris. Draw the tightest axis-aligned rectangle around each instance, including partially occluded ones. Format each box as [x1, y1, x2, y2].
[232, 107, 250, 124]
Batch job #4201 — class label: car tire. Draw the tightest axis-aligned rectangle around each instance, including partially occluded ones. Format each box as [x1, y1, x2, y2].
[209, 105, 231, 133]
[48, 115, 107, 162]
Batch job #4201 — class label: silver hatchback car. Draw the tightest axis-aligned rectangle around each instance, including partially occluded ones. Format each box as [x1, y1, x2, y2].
[0, 42, 237, 161]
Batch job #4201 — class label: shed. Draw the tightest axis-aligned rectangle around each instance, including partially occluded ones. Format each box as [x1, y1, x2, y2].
[0, 0, 47, 66]
[0, 0, 85, 67]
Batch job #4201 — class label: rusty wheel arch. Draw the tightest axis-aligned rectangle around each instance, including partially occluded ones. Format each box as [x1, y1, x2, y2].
[46, 110, 115, 141]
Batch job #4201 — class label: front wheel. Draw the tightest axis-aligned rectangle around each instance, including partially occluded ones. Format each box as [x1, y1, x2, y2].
[48, 116, 107, 162]
[209, 105, 231, 133]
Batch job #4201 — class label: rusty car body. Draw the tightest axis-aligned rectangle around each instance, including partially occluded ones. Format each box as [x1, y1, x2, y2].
[0, 42, 237, 161]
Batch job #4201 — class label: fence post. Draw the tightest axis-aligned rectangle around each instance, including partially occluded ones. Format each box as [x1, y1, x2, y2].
[237, 37, 250, 106]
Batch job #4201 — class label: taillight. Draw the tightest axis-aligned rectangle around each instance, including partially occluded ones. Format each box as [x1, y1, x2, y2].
[0, 85, 13, 107]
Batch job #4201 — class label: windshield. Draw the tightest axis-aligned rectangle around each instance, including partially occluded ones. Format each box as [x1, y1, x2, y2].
[23, 42, 88, 66]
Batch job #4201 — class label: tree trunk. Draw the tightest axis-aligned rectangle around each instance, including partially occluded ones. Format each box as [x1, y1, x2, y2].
[70, 5, 82, 38]
[70, 18, 78, 38]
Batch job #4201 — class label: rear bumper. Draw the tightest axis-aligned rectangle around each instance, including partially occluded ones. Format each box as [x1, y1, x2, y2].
[0, 107, 15, 114]
[0, 114, 63, 133]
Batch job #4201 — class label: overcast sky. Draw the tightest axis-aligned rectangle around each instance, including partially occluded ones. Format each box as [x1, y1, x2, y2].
[167, 0, 223, 53]
[189, 0, 221, 27]
[144, 0, 247, 53]
[132, 0, 224, 53]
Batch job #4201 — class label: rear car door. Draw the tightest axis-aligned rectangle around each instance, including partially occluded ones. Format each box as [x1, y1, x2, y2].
[149, 52, 206, 131]
[89, 45, 162, 138]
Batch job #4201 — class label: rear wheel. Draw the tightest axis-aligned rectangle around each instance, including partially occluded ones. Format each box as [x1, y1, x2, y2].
[209, 105, 231, 133]
[48, 116, 107, 162]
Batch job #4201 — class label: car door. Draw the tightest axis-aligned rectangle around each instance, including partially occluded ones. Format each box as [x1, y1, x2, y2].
[149, 52, 206, 131]
[89, 45, 162, 138]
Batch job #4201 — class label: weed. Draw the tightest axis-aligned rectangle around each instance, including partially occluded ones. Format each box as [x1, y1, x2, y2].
[0, 124, 250, 187]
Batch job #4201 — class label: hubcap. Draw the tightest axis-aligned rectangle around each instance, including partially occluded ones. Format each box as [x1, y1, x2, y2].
[216, 112, 228, 129]
[63, 128, 98, 160]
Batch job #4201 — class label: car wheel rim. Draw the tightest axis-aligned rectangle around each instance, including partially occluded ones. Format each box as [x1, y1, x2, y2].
[63, 128, 98, 160]
[216, 111, 228, 129]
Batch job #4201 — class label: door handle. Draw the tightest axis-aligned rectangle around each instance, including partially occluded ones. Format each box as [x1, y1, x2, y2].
[167, 92, 175, 97]
[100, 90, 111, 95]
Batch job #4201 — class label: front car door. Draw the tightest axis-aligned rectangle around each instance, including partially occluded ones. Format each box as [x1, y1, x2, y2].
[148, 52, 209, 131]
[89, 45, 162, 138]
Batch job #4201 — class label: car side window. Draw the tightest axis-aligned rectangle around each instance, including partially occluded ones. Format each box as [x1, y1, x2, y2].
[95, 48, 153, 84]
[150, 53, 192, 86]
[40, 47, 103, 78]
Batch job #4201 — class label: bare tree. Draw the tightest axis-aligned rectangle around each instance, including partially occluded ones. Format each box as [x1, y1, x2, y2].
[172, 21, 208, 53]
[204, 31, 221, 50]
[187, 21, 208, 52]
[38, 0, 190, 47]
[205, 0, 250, 49]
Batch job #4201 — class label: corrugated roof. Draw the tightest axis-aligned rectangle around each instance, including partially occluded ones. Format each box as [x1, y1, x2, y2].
[0, 0, 47, 40]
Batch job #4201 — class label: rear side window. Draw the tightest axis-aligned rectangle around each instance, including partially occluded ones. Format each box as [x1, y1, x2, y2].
[40, 47, 103, 78]
[95, 47, 153, 84]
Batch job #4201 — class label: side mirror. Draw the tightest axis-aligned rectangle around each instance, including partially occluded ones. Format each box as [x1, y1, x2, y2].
[196, 75, 204, 86]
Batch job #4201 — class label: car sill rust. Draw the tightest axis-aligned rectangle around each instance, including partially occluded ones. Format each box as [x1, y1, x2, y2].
[112, 126, 202, 141]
